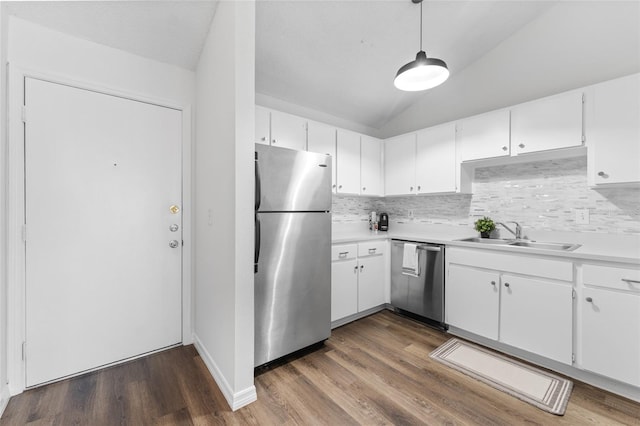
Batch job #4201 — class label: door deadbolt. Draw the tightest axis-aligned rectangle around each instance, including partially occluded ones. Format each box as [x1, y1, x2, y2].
[169, 240, 179, 248]
[169, 205, 180, 214]
[169, 224, 179, 232]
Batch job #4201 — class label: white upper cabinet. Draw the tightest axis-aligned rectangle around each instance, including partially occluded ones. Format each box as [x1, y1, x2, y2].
[416, 123, 457, 194]
[336, 129, 361, 195]
[511, 90, 584, 155]
[360, 136, 383, 196]
[384, 133, 416, 196]
[255, 106, 270, 145]
[307, 120, 337, 192]
[588, 73, 640, 186]
[270, 110, 307, 151]
[458, 109, 511, 161]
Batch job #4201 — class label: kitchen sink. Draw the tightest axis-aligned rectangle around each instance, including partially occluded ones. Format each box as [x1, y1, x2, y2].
[457, 237, 581, 251]
[508, 241, 581, 251]
[458, 237, 514, 245]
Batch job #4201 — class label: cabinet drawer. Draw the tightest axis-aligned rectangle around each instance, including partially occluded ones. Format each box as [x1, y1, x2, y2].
[583, 264, 640, 293]
[358, 240, 386, 257]
[447, 247, 573, 282]
[331, 244, 357, 261]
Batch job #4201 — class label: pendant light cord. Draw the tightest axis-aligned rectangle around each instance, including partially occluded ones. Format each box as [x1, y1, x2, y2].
[420, 1, 423, 51]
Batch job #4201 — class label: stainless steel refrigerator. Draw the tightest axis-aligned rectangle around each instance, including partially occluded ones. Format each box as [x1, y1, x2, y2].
[254, 144, 332, 367]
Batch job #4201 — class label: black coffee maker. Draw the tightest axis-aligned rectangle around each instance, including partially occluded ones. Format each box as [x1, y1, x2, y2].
[379, 213, 389, 231]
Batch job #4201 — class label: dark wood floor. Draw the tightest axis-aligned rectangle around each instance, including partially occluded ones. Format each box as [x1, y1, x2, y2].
[2, 310, 639, 425]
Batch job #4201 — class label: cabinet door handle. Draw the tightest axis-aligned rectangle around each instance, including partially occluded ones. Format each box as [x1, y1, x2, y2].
[597, 171, 608, 178]
[518, 143, 525, 149]
[261, 136, 266, 141]
[272, 139, 277, 144]
[354, 265, 358, 273]
[504, 282, 510, 287]
[339, 185, 343, 189]
[586, 297, 593, 302]
[410, 186, 414, 191]
[502, 146, 508, 151]
[622, 278, 640, 284]
[332, 184, 336, 189]
[360, 265, 364, 270]
[417, 185, 421, 191]
[362, 187, 366, 191]
[490, 281, 496, 286]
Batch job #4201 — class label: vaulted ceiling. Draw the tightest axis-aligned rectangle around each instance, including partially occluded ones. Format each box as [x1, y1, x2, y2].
[4, 1, 640, 138]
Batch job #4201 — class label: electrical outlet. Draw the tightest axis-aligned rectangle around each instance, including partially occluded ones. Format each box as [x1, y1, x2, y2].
[575, 208, 590, 225]
[408, 209, 415, 220]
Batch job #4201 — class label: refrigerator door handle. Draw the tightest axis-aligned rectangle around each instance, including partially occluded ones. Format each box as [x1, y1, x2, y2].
[255, 152, 261, 211]
[254, 214, 261, 273]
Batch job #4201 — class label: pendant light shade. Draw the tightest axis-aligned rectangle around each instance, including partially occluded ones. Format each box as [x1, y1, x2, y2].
[394, 0, 449, 91]
[394, 51, 449, 91]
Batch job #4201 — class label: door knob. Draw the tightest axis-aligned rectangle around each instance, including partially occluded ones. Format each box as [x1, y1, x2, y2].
[169, 240, 180, 248]
[169, 224, 179, 232]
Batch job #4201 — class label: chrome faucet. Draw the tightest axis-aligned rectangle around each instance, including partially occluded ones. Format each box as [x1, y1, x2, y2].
[497, 221, 522, 240]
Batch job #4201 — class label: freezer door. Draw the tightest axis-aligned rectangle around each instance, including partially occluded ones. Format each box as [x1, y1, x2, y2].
[256, 144, 332, 212]
[255, 212, 331, 366]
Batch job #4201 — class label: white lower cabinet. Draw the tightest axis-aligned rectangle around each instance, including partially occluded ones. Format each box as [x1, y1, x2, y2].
[447, 265, 499, 340]
[500, 274, 573, 364]
[358, 255, 385, 311]
[331, 256, 359, 322]
[446, 248, 574, 365]
[331, 241, 386, 324]
[580, 263, 640, 387]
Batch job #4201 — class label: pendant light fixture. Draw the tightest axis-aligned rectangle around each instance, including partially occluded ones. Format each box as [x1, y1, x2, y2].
[394, 0, 449, 91]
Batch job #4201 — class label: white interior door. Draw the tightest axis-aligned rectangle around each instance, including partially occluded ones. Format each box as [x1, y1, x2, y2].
[24, 78, 182, 387]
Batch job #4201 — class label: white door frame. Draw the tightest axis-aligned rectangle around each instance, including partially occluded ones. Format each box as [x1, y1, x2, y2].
[6, 64, 193, 395]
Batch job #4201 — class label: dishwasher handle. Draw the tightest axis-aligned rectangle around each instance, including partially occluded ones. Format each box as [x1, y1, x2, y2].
[417, 245, 441, 252]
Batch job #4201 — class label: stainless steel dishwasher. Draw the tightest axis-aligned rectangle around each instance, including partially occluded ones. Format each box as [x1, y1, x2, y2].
[390, 239, 445, 328]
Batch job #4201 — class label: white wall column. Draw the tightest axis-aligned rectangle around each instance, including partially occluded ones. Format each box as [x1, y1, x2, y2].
[193, 0, 257, 411]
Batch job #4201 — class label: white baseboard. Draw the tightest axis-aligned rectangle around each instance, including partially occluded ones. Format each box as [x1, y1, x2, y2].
[192, 334, 257, 411]
[0, 385, 10, 419]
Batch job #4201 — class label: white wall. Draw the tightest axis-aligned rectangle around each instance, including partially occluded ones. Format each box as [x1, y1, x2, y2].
[379, 1, 640, 138]
[0, 3, 10, 418]
[4, 16, 195, 396]
[193, 0, 256, 411]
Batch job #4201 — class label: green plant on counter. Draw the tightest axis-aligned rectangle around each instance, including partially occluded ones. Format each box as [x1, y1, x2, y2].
[474, 216, 496, 236]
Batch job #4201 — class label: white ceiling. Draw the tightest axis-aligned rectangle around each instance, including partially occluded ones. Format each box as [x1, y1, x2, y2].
[4, 1, 639, 137]
[3, 0, 218, 70]
[255, 0, 556, 130]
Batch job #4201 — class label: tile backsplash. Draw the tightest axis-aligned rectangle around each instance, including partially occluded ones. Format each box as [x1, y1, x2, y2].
[332, 156, 640, 235]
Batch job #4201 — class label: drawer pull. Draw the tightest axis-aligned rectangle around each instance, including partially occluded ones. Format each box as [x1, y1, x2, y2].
[368, 248, 377, 254]
[339, 252, 349, 259]
[586, 297, 593, 302]
[621, 278, 640, 284]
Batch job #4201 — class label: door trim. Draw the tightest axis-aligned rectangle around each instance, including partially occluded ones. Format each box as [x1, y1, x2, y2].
[6, 64, 193, 395]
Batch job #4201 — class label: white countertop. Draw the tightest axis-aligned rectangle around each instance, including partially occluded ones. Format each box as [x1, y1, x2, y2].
[332, 222, 640, 265]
